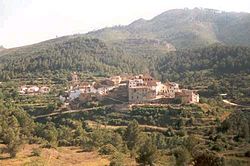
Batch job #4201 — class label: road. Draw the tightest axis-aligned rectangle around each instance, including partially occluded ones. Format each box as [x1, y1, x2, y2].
[33, 102, 176, 119]
[220, 94, 249, 108]
[33, 105, 110, 119]
[222, 99, 239, 106]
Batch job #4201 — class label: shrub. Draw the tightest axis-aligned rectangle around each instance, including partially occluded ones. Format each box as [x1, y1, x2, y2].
[194, 152, 225, 166]
[211, 143, 224, 152]
[176, 130, 187, 137]
[99, 144, 117, 155]
[109, 152, 125, 166]
[31, 148, 42, 156]
[137, 140, 159, 166]
[245, 150, 250, 157]
[172, 147, 192, 166]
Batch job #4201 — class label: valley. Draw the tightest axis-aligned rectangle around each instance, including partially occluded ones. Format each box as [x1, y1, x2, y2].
[0, 7, 250, 166]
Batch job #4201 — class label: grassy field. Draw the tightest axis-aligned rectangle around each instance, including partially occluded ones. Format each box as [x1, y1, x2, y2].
[0, 144, 110, 166]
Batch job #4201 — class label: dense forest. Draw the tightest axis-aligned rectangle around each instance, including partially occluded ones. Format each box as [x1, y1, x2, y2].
[0, 37, 147, 77]
[1, 37, 249, 78]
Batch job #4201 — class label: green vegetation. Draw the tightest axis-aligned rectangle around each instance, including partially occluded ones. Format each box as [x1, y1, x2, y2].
[0, 82, 250, 165]
[87, 8, 250, 49]
[0, 9, 250, 164]
[0, 35, 249, 105]
[0, 37, 146, 78]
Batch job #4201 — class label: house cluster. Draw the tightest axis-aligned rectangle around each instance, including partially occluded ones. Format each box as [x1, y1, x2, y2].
[19, 85, 50, 95]
[61, 72, 199, 105]
[128, 74, 199, 104]
[60, 72, 122, 102]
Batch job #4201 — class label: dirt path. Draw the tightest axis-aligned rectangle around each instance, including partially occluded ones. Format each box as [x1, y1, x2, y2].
[222, 99, 239, 106]
[33, 105, 111, 119]
[86, 120, 169, 131]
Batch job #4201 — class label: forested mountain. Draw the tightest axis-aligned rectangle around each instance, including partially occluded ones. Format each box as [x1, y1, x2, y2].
[0, 36, 149, 78]
[157, 45, 250, 81]
[1, 35, 249, 79]
[1, 8, 250, 77]
[156, 45, 250, 105]
[87, 8, 250, 49]
[1, 36, 249, 78]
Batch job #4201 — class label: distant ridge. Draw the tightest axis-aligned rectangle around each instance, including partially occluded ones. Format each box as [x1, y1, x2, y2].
[87, 8, 250, 49]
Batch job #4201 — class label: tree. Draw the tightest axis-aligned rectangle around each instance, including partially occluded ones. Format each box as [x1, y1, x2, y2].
[125, 120, 142, 151]
[111, 132, 124, 152]
[46, 103, 56, 113]
[3, 116, 22, 158]
[137, 139, 159, 166]
[35, 122, 58, 147]
[172, 147, 192, 166]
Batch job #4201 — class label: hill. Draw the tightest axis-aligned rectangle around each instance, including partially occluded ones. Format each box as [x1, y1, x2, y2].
[0, 36, 149, 78]
[221, 109, 250, 138]
[87, 8, 250, 50]
[1, 37, 249, 80]
[155, 45, 250, 105]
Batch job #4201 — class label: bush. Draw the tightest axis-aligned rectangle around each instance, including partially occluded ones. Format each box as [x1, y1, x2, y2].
[245, 150, 250, 157]
[194, 152, 225, 166]
[211, 143, 224, 152]
[176, 130, 187, 137]
[31, 148, 42, 156]
[29, 137, 46, 144]
[137, 140, 159, 166]
[81, 137, 95, 152]
[172, 147, 192, 166]
[99, 144, 117, 155]
[41, 142, 55, 149]
[109, 152, 125, 166]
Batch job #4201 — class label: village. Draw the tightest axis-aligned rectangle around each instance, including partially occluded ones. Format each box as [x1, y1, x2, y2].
[18, 73, 199, 107]
[58, 73, 199, 107]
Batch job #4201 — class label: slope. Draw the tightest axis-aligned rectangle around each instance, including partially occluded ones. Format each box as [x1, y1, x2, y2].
[87, 8, 250, 49]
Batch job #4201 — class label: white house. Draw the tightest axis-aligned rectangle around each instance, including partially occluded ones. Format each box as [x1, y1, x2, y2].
[27, 86, 40, 93]
[39, 86, 50, 93]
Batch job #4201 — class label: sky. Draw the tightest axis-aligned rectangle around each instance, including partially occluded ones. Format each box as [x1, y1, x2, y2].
[1, 0, 250, 48]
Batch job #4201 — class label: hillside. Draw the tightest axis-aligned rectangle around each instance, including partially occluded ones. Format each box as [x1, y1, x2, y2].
[1, 37, 249, 81]
[0, 35, 249, 104]
[87, 8, 250, 50]
[0, 144, 111, 166]
[221, 109, 250, 137]
[0, 36, 149, 78]
[156, 45, 250, 105]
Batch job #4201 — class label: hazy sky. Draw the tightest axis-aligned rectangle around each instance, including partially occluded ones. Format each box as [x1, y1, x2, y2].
[1, 0, 250, 48]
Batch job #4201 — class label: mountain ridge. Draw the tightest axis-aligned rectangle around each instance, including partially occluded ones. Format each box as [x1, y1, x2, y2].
[1, 8, 250, 51]
[87, 8, 250, 49]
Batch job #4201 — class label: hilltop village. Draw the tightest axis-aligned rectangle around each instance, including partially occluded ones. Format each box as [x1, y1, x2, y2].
[59, 73, 199, 106]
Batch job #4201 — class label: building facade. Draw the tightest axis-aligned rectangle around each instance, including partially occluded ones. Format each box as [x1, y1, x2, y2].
[176, 89, 199, 104]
